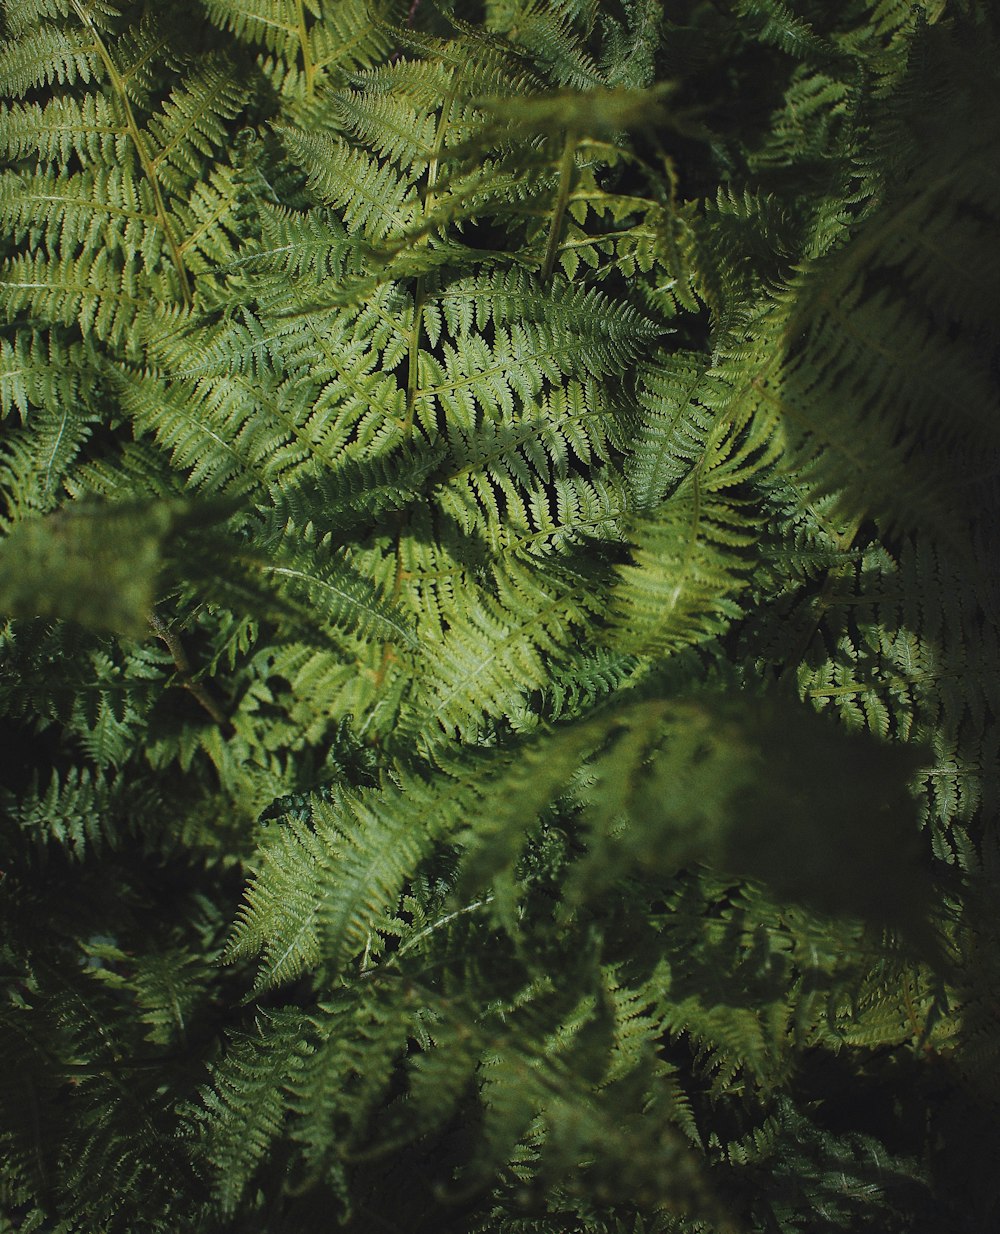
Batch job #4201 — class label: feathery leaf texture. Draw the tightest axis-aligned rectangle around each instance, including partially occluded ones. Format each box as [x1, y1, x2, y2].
[1, 1, 998, 1232]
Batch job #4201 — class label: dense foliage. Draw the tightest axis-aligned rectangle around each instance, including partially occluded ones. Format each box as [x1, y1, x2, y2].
[1, 1, 998, 1230]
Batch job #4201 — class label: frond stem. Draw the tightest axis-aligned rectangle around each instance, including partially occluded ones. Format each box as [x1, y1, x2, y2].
[403, 277, 425, 435]
[69, 0, 193, 307]
[295, 0, 316, 98]
[395, 896, 494, 957]
[541, 128, 578, 284]
[401, 71, 458, 435]
[148, 611, 233, 733]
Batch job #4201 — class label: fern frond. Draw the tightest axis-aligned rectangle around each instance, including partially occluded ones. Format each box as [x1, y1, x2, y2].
[250, 533, 418, 650]
[234, 201, 363, 284]
[169, 163, 243, 273]
[330, 79, 439, 173]
[307, 0, 396, 81]
[0, 18, 99, 96]
[733, 0, 834, 63]
[199, 0, 310, 59]
[608, 491, 757, 656]
[3, 765, 122, 857]
[287, 985, 417, 1175]
[0, 399, 95, 520]
[401, 555, 600, 748]
[0, 249, 155, 351]
[0, 167, 161, 265]
[795, 534, 1000, 871]
[143, 59, 248, 196]
[199, 0, 387, 100]
[225, 777, 461, 990]
[609, 363, 775, 655]
[435, 269, 659, 376]
[194, 1007, 312, 1215]
[0, 91, 128, 163]
[279, 125, 419, 242]
[446, 689, 931, 941]
[765, 38, 1000, 535]
[498, 0, 603, 89]
[624, 355, 719, 508]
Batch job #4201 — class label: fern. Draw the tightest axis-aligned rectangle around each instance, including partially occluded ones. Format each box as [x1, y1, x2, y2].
[2, 2, 999, 1232]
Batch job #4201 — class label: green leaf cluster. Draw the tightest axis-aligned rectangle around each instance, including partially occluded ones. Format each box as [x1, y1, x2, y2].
[1, 1, 998, 1231]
